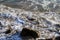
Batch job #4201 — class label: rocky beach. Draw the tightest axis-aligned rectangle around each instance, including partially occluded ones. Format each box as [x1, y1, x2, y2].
[0, 0, 60, 40]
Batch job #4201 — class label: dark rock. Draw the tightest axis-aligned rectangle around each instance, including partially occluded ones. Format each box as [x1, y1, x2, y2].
[0, 22, 2, 25]
[5, 29, 11, 34]
[48, 29, 53, 32]
[20, 28, 39, 38]
[46, 38, 52, 40]
[0, 22, 3, 27]
[27, 17, 35, 21]
[55, 36, 60, 40]
[54, 24, 60, 28]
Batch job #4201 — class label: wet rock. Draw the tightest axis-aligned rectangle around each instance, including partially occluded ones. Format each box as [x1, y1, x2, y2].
[5, 29, 11, 34]
[54, 24, 60, 28]
[0, 22, 3, 27]
[0, 22, 2, 25]
[46, 38, 52, 40]
[27, 17, 35, 21]
[31, 21, 39, 25]
[55, 36, 60, 40]
[20, 28, 39, 38]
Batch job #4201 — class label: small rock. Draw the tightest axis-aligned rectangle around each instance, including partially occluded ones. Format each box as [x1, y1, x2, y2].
[46, 38, 52, 40]
[5, 29, 11, 34]
[54, 24, 60, 28]
[20, 28, 39, 38]
[0, 22, 2, 25]
[27, 17, 35, 21]
[31, 21, 39, 25]
[0, 22, 3, 28]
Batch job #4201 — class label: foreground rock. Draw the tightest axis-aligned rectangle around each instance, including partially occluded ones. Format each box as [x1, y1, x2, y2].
[55, 36, 60, 40]
[20, 28, 39, 38]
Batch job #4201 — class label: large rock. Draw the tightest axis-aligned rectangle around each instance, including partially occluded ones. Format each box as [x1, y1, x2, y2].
[55, 36, 60, 40]
[20, 28, 39, 38]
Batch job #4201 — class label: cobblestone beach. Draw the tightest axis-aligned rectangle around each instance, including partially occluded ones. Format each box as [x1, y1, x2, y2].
[0, 0, 60, 40]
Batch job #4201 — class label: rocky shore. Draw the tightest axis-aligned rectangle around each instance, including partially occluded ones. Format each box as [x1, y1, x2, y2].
[0, 0, 60, 40]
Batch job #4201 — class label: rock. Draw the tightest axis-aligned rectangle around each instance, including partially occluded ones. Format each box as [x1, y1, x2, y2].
[20, 28, 39, 38]
[27, 17, 35, 21]
[46, 38, 52, 40]
[5, 29, 11, 34]
[0, 22, 3, 27]
[0, 22, 2, 25]
[54, 24, 60, 28]
[37, 38, 53, 40]
[55, 36, 60, 40]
